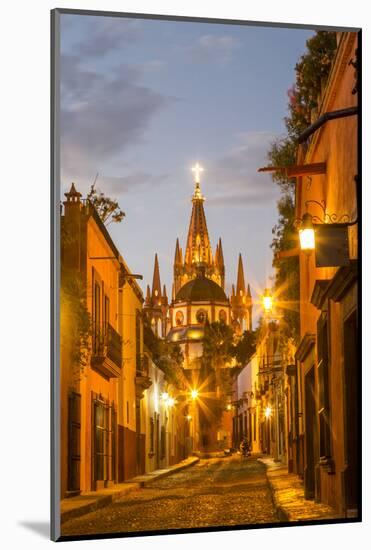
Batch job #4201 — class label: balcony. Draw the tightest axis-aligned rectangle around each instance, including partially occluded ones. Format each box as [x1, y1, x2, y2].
[135, 354, 152, 398]
[91, 324, 122, 379]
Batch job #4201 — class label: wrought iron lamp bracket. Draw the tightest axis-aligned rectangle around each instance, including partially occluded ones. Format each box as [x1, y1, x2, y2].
[294, 200, 356, 228]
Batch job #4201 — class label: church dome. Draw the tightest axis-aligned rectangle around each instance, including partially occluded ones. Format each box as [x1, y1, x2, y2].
[175, 274, 228, 303]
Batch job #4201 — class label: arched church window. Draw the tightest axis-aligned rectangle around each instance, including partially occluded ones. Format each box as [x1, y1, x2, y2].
[175, 311, 184, 326]
[196, 309, 208, 324]
[219, 310, 227, 323]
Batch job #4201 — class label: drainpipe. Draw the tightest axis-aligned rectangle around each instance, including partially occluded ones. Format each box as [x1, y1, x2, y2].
[298, 106, 358, 144]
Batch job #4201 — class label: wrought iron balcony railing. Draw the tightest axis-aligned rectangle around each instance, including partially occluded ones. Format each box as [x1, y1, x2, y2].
[92, 324, 122, 375]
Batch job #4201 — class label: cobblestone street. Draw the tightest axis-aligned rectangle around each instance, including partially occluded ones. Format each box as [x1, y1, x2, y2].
[62, 456, 279, 536]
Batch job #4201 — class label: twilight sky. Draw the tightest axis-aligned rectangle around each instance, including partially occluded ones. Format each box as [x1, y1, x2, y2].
[60, 14, 313, 326]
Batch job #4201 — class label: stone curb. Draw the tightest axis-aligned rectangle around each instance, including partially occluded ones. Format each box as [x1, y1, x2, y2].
[259, 458, 338, 523]
[259, 461, 289, 522]
[265, 475, 290, 522]
[61, 457, 199, 524]
[136, 456, 200, 487]
[60, 484, 140, 525]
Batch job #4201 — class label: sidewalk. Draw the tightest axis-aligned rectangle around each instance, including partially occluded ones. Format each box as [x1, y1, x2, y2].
[61, 456, 199, 524]
[259, 458, 339, 522]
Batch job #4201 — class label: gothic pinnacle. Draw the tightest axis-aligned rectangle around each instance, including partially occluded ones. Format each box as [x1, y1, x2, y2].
[151, 253, 162, 299]
[236, 253, 246, 296]
[218, 238, 224, 266]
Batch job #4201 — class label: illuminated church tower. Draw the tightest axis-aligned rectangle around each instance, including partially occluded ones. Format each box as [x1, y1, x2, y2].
[145, 163, 253, 347]
[173, 163, 225, 295]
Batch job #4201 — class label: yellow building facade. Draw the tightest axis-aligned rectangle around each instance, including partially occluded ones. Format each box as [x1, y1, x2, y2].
[295, 32, 359, 515]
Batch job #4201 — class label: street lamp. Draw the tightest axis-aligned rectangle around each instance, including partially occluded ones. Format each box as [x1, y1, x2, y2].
[298, 212, 315, 252]
[262, 289, 273, 313]
[191, 389, 199, 400]
[264, 406, 272, 419]
[296, 199, 357, 266]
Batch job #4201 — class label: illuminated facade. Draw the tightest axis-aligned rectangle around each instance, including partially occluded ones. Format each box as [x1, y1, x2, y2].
[144, 167, 253, 368]
[143, 167, 254, 451]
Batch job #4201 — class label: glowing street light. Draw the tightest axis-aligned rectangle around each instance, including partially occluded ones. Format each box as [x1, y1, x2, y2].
[186, 414, 192, 421]
[161, 392, 169, 401]
[226, 404, 232, 411]
[190, 389, 199, 400]
[299, 212, 315, 252]
[262, 289, 273, 313]
[264, 406, 272, 419]
[167, 397, 176, 408]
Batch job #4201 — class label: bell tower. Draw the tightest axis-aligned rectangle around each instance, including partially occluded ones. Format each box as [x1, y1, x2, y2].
[231, 253, 253, 333]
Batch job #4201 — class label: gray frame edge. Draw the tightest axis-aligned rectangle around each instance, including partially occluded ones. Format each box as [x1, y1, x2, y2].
[53, 8, 361, 32]
[51, 8, 61, 542]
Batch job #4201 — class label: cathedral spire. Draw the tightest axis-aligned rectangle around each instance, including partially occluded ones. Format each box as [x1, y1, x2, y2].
[218, 238, 224, 267]
[236, 253, 246, 296]
[145, 284, 151, 305]
[214, 242, 219, 266]
[151, 253, 162, 300]
[162, 285, 168, 307]
[185, 164, 212, 267]
[174, 238, 182, 265]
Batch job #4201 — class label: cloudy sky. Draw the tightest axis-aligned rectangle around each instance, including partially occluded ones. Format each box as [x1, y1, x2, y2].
[60, 14, 313, 325]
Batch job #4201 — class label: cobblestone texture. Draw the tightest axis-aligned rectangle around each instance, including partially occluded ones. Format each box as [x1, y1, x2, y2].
[61, 456, 279, 536]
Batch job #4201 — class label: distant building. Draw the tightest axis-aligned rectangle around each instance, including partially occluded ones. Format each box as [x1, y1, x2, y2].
[232, 355, 261, 454]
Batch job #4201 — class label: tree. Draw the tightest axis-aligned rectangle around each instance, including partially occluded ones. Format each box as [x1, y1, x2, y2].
[233, 330, 257, 366]
[201, 321, 236, 427]
[202, 321, 235, 371]
[143, 315, 187, 389]
[61, 270, 91, 381]
[87, 184, 125, 225]
[285, 31, 337, 140]
[266, 31, 337, 343]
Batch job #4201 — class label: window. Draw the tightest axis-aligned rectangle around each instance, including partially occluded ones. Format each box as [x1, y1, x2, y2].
[149, 417, 154, 454]
[103, 295, 110, 335]
[161, 425, 166, 459]
[175, 310, 184, 326]
[317, 313, 331, 460]
[135, 310, 141, 372]
[253, 412, 257, 441]
[93, 397, 116, 482]
[93, 283, 101, 353]
[68, 392, 81, 492]
[219, 309, 227, 323]
[196, 309, 207, 324]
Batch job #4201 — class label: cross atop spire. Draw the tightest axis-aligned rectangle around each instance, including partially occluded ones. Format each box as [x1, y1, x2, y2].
[192, 163, 205, 201]
[192, 162, 204, 184]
